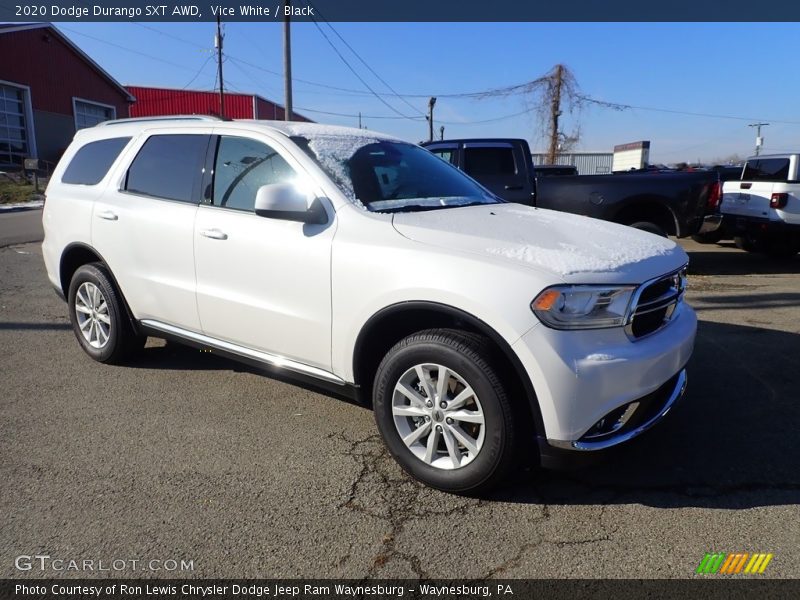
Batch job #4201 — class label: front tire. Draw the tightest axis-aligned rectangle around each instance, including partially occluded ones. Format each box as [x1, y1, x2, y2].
[67, 263, 144, 364]
[373, 329, 517, 493]
[629, 221, 668, 237]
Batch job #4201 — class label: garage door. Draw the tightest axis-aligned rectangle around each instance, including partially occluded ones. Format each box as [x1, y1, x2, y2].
[0, 83, 30, 168]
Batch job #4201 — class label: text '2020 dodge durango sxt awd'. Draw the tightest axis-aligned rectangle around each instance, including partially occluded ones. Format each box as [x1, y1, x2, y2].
[42, 117, 696, 492]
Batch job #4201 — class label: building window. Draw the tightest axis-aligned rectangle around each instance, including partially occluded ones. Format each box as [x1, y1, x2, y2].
[73, 98, 116, 130]
[0, 82, 32, 168]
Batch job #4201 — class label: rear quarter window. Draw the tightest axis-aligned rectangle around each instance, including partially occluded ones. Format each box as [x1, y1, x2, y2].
[60, 137, 131, 185]
[742, 158, 790, 182]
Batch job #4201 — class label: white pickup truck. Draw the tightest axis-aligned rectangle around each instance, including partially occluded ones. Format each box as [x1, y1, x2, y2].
[720, 154, 800, 257]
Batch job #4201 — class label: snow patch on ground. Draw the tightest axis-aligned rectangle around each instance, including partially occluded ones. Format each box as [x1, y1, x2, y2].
[0, 200, 44, 211]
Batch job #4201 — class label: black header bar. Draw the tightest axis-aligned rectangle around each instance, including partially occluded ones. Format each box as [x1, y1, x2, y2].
[0, 0, 798, 22]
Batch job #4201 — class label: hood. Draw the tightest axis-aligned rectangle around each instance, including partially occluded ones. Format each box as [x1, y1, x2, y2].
[392, 204, 687, 282]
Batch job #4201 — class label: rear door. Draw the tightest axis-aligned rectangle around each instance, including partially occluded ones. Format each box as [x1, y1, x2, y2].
[92, 130, 209, 331]
[461, 141, 534, 204]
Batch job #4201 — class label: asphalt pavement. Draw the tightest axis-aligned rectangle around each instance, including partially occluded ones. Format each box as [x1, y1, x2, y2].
[0, 208, 43, 247]
[1, 211, 798, 579]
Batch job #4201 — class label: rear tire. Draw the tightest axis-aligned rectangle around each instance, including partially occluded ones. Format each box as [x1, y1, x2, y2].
[691, 231, 724, 244]
[734, 235, 760, 253]
[629, 221, 668, 237]
[67, 263, 144, 364]
[373, 329, 517, 493]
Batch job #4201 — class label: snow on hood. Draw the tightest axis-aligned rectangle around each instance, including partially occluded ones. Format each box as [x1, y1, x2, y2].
[392, 204, 685, 279]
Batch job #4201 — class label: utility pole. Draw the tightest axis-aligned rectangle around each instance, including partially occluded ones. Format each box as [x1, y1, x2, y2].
[748, 122, 769, 156]
[358, 112, 362, 129]
[215, 14, 225, 118]
[283, 2, 293, 121]
[546, 64, 564, 164]
[426, 97, 437, 142]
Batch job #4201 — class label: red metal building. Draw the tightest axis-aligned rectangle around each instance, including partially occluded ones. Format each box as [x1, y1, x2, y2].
[126, 86, 313, 123]
[0, 23, 134, 168]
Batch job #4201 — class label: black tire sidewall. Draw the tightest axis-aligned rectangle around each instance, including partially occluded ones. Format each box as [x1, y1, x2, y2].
[630, 221, 668, 237]
[373, 337, 510, 493]
[67, 264, 125, 363]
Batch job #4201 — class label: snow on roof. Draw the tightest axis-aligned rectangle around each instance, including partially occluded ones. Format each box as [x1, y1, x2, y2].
[238, 120, 402, 142]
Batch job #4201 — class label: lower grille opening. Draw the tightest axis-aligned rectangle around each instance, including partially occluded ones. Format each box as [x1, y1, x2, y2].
[579, 371, 682, 443]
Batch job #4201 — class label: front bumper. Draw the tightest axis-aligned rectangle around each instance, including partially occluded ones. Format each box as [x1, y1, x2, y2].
[512, 302, 696, 455]
[548, 368, 686, 451]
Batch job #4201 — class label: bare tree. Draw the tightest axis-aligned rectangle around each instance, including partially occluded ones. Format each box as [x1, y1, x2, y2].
[477, 64, 585, 163]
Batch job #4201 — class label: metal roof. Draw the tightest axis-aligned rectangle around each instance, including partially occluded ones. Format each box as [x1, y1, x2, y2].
[0, 23, 136, 102]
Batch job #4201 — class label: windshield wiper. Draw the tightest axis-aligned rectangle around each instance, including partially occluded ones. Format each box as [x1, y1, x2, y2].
[372, 204, 453, 214]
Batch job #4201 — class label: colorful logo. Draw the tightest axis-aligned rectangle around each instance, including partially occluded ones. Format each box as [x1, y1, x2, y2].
[696, 552, 773, 574]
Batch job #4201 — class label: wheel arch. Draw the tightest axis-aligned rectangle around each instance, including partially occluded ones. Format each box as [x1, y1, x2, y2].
[59, 242, 140, 334]
[610, 196, 680, 236]
[353, 301, 546, 439]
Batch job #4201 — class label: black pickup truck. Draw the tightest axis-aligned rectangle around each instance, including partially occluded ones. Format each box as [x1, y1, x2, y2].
[422, 138, 721, 238]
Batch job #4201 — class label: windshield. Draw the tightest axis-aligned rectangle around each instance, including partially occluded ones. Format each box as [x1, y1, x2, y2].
[292, 135, 499, 212]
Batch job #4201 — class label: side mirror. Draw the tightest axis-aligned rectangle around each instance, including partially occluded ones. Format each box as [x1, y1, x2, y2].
[254, 183, 327, 225]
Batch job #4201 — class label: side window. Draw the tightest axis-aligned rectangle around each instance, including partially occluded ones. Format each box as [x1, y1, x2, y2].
[213, 136, 296, 211]
[742, 158, 790, 182]
[463, 146, 517, 176]
[125, 134, 209, 203]
[429, 148, 456, 165]
[61, 137, 131, 185]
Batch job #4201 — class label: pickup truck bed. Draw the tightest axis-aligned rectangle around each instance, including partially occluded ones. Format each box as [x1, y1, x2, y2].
[423, 138, 720, 238]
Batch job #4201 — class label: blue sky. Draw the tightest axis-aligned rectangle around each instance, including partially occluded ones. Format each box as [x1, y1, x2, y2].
[59, 21, 800, 163]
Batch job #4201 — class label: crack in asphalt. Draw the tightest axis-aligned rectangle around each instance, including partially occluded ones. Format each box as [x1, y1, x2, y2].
[329, 433, 625, 580]
[330, 432, 489, 579]
[331, 431, 798, 578]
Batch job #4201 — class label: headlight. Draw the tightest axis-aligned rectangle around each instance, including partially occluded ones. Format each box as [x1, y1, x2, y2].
[531, 285, 636, 330]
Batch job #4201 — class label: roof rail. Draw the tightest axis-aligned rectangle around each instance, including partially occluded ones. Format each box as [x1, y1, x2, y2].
[97, 115, 223, 127]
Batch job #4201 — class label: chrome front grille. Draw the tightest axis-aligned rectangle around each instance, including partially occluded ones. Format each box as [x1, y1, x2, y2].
[626, 266, 687, 339]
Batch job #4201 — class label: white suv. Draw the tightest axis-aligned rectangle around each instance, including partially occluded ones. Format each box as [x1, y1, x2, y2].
[42, 117, 696, 492]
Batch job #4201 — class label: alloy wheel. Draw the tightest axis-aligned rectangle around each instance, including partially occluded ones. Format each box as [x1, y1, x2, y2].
[391, 363, 486, 470]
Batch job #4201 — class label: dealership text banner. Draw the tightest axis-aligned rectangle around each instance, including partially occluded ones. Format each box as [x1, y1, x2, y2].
[2, 0, 797, 22]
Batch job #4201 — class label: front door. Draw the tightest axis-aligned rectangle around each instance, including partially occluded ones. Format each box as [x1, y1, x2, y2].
[193, 133, 335, 371]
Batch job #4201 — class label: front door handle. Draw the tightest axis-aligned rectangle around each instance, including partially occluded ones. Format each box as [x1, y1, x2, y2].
[504, 185, 524, 191]
[97, 210, 118, 221]
[200, 228, 228, 240]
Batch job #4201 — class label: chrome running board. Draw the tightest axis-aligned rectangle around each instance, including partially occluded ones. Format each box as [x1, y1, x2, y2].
[140, 319, 346, 386]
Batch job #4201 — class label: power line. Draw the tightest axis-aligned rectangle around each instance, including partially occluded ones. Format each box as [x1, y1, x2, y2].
[308, 16, 418, 121]
[132, 23, 208, 49]
[61, 27, 203, 73]
[68, 25, 800, 131]
[181, 54, 214, 89]
[309, 4, 426, 117]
